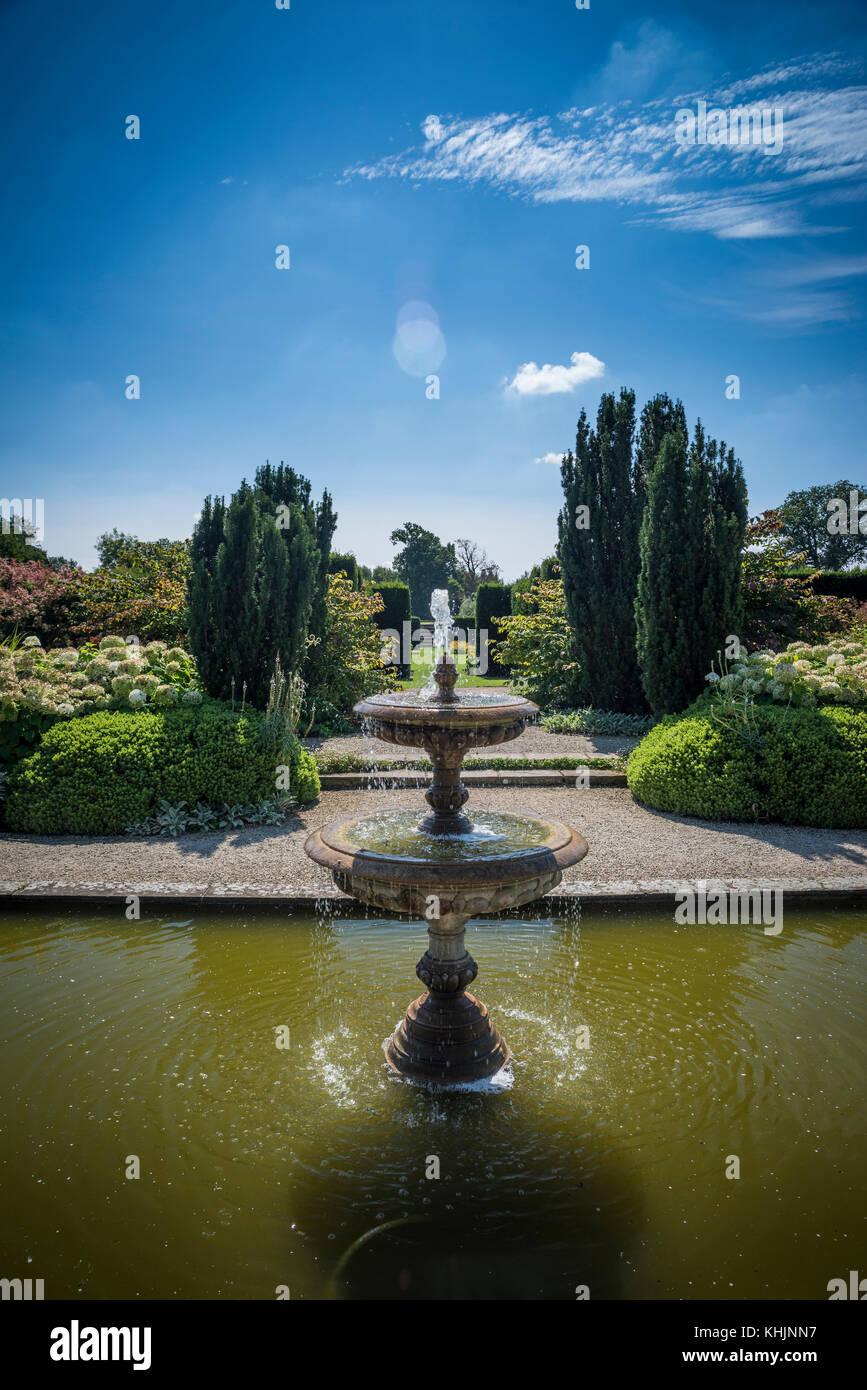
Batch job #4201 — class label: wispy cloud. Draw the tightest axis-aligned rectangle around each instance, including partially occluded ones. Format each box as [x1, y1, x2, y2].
[534, 451, 566, 465]
[507, 352, 605, 397]
[347, 52, 867, 241]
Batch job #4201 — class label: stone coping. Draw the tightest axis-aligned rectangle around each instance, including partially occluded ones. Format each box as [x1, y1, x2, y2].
[2, 878, 866, 910]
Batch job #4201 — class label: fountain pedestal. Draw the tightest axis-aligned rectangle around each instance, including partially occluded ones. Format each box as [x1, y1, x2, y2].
[385, 912, 508, 1082]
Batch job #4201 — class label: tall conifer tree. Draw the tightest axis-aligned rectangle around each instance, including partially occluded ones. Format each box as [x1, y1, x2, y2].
[558, 388, 646, 711]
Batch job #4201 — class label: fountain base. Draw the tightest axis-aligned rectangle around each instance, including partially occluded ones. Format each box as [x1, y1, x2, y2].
[385, 990, 509, 1085]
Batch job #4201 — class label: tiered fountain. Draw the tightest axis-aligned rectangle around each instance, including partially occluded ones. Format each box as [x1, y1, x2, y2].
[305, 592, 588, 1086]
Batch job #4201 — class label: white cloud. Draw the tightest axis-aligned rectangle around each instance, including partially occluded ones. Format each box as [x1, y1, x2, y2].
[347, 51, 867, 241]
[507, 351, 605, 397]
[534, 451, 566, 464]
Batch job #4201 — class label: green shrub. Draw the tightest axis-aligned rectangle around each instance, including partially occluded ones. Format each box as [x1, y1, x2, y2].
[627, 698, 867, 827]
[491, 577, 580, 708]
[290, 742, 320, 803]
[543, 707, 655, 737]
[5, 703, 315, 834]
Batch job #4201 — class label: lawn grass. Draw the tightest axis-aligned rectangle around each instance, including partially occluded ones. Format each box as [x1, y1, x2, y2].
[387, 647, 506, 690]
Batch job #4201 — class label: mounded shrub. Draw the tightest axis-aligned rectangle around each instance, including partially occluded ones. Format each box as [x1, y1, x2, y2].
[5, 703, 319, 834]
[290, 742, 320, 804]
[627, 697, 867, 827]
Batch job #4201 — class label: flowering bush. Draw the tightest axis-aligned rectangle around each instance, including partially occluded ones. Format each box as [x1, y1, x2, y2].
[706, 638, 867, 710]
[0, 634, 203, 737]
[0, 560, 80, 643]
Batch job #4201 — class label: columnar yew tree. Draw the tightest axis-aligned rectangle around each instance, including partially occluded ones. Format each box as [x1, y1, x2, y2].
[558, 388, 646, 712]
[188, 465, 335, 708]
[635, 423, 747, 716]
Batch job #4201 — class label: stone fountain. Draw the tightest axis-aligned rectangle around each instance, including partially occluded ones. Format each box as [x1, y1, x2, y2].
[305, 591, 588, 1087]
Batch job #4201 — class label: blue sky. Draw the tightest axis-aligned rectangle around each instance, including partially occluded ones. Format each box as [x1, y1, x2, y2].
[2, 0, 866, 575]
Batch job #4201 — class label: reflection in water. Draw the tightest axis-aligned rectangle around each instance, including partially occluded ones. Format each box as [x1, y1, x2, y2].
[0, 904, 863, 1299]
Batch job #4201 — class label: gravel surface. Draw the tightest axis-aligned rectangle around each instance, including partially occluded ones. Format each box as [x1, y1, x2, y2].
[2, 787, 865, 893]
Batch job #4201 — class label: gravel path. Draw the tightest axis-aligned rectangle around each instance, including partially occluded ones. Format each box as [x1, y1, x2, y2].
[2, 787, 865, 894]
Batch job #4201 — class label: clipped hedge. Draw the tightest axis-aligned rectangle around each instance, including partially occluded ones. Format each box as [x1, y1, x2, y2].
[787, 568, 867, 602]
[627, 697, 867, 828]
[475, 583, 511, 677]
[6, 703, 319, 834]
[328, 553, 360, 588]
[373, 582, 412, 633]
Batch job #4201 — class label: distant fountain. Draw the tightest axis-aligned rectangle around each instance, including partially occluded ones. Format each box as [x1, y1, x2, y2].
[305, 591, 588, 1086]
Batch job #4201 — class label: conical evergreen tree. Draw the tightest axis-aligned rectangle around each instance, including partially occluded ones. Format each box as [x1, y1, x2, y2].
[210, 485, 261, 700]
[635, 429, 696, 715]
[558, 388, 646, 711]
[187, 494, 226, 694]
[635, 393, 687, 506]
[187, 464, 335, 707]
[636, 422, 748, 715]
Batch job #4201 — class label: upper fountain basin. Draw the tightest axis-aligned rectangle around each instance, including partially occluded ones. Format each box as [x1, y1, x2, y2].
[354, 689, 538, 752]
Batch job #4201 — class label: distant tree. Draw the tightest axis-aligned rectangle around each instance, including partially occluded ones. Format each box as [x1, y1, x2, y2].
[390, 523, 457, 617]
[95, 528, 140, 569]
[453, 537, 501, 596]
[0, 511, 49, 564]
[776, 480, 867, 570]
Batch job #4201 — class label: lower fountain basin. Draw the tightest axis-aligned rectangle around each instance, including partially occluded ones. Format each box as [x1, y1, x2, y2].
[305, 810, 589, 917]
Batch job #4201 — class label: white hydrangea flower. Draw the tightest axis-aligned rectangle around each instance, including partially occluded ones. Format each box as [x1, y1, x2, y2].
[129, 689, 147, 707]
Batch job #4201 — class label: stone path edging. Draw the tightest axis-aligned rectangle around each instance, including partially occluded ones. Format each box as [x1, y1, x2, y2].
[2, 878, 866, 910]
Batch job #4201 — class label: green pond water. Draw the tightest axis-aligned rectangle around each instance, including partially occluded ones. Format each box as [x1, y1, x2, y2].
[0, 903, 863, 1300]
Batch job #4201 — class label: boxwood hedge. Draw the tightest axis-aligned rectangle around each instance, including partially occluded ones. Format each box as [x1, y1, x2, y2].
[627, 698, 867, 828]
[5, 704, 320, 834]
